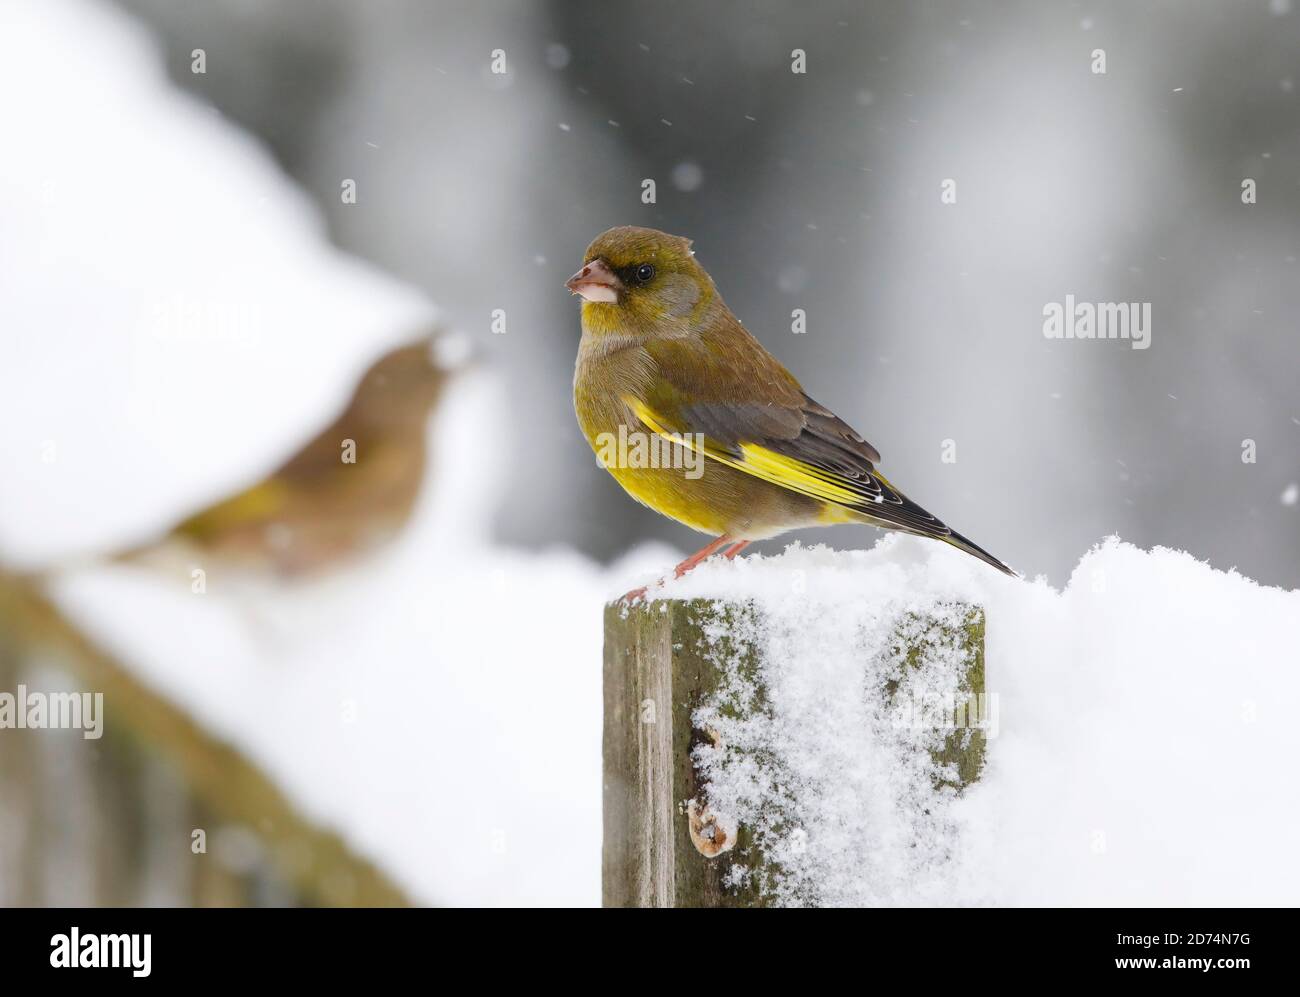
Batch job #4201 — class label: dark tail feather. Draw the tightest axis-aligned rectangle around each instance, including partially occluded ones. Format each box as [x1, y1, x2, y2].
[943, 528, 1018, 577]
[848, 480, 1018, 577]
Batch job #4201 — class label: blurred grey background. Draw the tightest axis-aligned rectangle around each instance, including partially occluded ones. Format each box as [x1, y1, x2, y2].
[115, 0, 1300, 587]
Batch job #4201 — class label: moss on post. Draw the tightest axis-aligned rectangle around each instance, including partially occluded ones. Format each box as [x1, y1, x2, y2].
[886, 606, 988, 790]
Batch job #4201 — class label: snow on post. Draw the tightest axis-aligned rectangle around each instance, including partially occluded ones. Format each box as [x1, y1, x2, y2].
[602, 589, 987, 908]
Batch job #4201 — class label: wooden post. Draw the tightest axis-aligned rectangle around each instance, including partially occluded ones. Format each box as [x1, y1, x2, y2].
[602, 598, 986, 908]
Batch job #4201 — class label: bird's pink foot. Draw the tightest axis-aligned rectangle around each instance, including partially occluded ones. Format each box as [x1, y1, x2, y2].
[672, 535, 734, 578]
[619, 584, 649, 604]
[722, 540, 751, 560]
[620, 536, 750, 604]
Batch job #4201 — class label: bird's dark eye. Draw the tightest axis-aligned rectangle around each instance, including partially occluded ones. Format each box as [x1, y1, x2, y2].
[634, 263, 655, 283]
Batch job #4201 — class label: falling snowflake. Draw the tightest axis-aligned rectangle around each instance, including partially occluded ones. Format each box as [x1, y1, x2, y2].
[671, 161, 703, 192]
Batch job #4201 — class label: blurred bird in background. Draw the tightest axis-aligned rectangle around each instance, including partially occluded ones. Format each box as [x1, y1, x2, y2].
[117, 333, 448, 582]
[569, 226, 1015, 598]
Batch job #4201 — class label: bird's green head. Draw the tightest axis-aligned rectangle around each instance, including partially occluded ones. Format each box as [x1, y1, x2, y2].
[566, 226, 715, 335]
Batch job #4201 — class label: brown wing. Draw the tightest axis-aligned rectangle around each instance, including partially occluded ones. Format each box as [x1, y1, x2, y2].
[639, 323, 952, 536]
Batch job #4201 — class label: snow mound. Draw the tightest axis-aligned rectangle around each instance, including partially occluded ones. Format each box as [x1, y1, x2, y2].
[660, 535, 1300, 906]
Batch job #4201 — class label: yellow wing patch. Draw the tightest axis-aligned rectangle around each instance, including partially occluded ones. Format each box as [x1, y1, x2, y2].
[733, 444, 865, 505]
[176, 479, 289, 539]
[626, 396, 875, 510]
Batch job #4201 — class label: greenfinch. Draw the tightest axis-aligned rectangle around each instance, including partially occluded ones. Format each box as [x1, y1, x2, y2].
[119, 334, 447, 579]
[568, 226, 1014, 596]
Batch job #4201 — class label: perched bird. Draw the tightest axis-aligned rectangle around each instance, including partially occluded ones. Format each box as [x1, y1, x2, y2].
[568, 226, 1015, 598]
[118, 334, 447, 580]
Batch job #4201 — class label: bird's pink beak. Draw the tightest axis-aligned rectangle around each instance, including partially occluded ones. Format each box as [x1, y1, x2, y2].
[565, 258, 622, 303]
